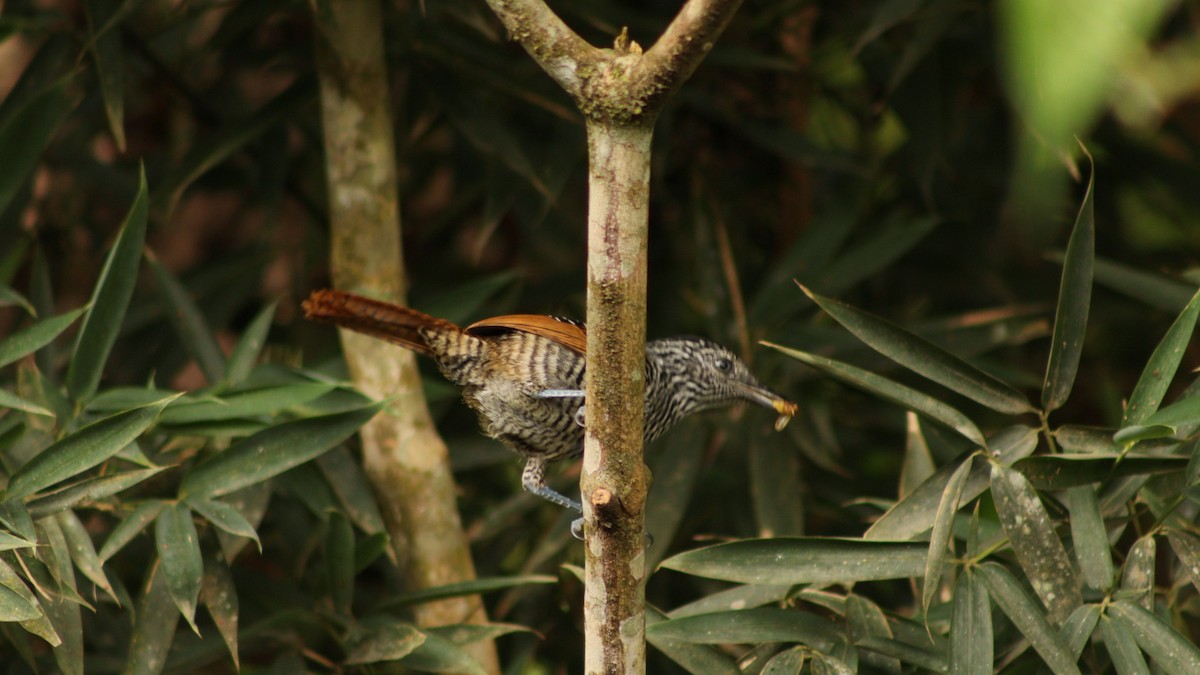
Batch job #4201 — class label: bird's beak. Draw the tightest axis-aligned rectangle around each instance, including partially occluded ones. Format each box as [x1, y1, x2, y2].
[732, 381, 798, 430]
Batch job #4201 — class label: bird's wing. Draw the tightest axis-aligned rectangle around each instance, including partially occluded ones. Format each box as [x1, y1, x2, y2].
[466, 314, 587, 355]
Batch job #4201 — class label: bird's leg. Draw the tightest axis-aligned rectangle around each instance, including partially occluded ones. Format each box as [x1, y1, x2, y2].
[520, 458, 585, 540]
[534, 389, 587, 429]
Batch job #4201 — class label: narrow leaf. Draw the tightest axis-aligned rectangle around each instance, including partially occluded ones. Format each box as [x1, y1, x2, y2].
[1120, 535, 1156, 610]
[1122, 287, 1200, 425]
[0, 557, 42, 621]
[5, 395, 176, 500]
[187, 498, 261, 552]
[29, 467, 166, 518]
[178, 401, 383, 501]
[0, 307, 87, 370]
[147, 256, 225, 385]
[344, 617, 425, 665]
[0, 389, 53, 417]
[1042, 157, 1095, 412]
[67, 165, 149, 402]
[949, 570, 992, 675]
[990, 463, 1081, 623]
[976, 562, 1081, 675]
[155, 503, 203, 633]
[55, 511, 115, 601]
[1108, 600, 1200, 674]
[802, 285, 1034, 414]
[645, 607, 842, 650]
[201, 551, 239, 670]
[378, 575, 556, 610]
[763, 342, 985, 446]
[647, 604, 740, 674]
[923, 455, 973, 610]
[1100, 615, 1151, 675]
[160, 383, 335, 425]
[1166, 530, 1200, 596]
[1015, 454, 1186, 490]
[224, 301, 276, 384]
[326, 511, 354, 616]
[0, 78, 73, 216]
[660, 538, 928, 585]
[99, 500, 166, 562]
[1068, 485, 1114, 590]
[84, 0, 127, 150]
[125, 563, 180, 675]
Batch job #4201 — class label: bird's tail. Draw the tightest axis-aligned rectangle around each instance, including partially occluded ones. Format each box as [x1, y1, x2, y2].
[302, 289, 460, 356]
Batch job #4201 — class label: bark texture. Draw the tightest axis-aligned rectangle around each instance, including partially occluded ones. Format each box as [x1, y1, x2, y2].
[310, 2, 499, 672]
[480, 0, 743, 671]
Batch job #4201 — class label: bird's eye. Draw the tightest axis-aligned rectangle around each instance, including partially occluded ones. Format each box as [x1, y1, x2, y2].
[715, 357, 733, 372]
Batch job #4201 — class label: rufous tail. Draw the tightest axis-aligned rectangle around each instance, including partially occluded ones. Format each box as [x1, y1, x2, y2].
[302, 289, 460, 356]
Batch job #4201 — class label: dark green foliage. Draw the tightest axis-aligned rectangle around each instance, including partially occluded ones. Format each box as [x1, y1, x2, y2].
[2, 0, 1200, 672]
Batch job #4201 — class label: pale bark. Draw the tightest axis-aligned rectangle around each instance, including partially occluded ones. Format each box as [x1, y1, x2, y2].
[480, 0, 744, 671]
[310, 2, 498, 672]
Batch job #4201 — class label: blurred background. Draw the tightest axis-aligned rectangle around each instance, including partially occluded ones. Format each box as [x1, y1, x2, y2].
[1, 0, 1198, 671]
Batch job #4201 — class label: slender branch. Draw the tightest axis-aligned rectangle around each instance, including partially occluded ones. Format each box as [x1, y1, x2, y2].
[480, 0, 601, 100]
[638, 0, 745, 110]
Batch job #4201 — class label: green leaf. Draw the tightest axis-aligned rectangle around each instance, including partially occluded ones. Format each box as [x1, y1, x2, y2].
[400, 628, 487, 674]
[67, 165, 150, 402]
[28, 467, 166, 518]
[344, 617, 426, 665]
[763, 342, 985, 446]
[125, 563, 180, 675]
[0, 78, 73, 216]
[818, 215, 940, 296]
[645, 607, 841, 650]
[901, 412, 936, 497]
[949, 570, 991, 675]
[0, 557, 42, 621]
[83, 0, 127, 150]
[0, 531, 36, 552]
[178, 401, 383, 501]
[1120, 535, 1156, 609]
[55, 511, 115, 601]
[0, 389, 53, 417]
[160, 383, 336, 425]
[1042, 157, 1095, 412]
[0, 285, 36, 316]
[660, 538, 927, 585]
[317, 447, 388, 539]
[99, 500, 167, 562]
[0, 306, 86, 370]
[378, 575, 555, 610]
[855, 635, 946, 672]
[5, 395, 176, 500]
[976, 562, 1080, 675]
[924, 455, 973, 610]
[867, 425, 1038, 541]
[1122, 288, 1200, 425]
[147, 256, 225, 385]
[801, 285, 1034, 414]
[200, 550, 239, 670]
[667, 584, 793, 619]
[1166, 530, 1200, 596]
[326, 511, 355, 616]
[1068, 485, 1114, 590]
[1101, 615, 1151, 675]
[647, 604, 740, 674]
[186, 498, 261, 553]
[224, 301, 276, 384]
[1014, 454, 1186, 490]
[759, 646, 806, 674]
[990, 463, 1081, 623]
[155, 502, 203, 633]
[1127, 395, 1200, 438]
[1108, 600, 1200, 674]
[1091, 256, 1196, 313]
[1061, 604, 1102, 658]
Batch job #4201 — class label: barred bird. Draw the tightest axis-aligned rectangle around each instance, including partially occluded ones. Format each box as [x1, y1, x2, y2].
[303, 289, 796, 534]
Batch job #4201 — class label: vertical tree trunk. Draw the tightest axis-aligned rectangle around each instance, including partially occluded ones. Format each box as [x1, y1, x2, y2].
[310, 2, 499, 672]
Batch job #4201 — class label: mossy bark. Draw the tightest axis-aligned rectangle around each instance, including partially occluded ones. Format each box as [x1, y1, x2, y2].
[310, 2, 498, 672]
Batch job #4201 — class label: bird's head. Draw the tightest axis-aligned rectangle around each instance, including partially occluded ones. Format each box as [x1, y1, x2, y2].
[646, 338, 796, 437]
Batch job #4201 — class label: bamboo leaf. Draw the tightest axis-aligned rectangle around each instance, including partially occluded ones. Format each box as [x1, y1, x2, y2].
[378, 575, 556, 610]
[147, 255, 225, 385]
[1120, 535, 1156, 609]
[1042, 157, 1095, 412]
[28, 467, 166, 518]
[923, 454, 973, 611]
[990, 463, 1081, 623]
[160, 383, 335, 425]
[949, 570, 991, 675]
[200, 550, 239, 670]
[67, 165, 149, 402]
[344, 617, 425, 665]
[1068, 485, 1114, 590]
[0, 78, 73, 216]
[647, 604, 740, 674]
[224, 300, 276, 384]
[1108, 600, 1200, 674]
[0, 557, 42, 622]
[1014, 454, 1186, 490]
[763, 342, 986, 446]
[645, 607, 842, 650]
[5, 395, 176, 500]
[0, 389, 53, 417]
[125, 563, 180, 675]
[326, 511, 354, 616]
[801, 285, 1034, 414]
[976, 562, 1080, 675]
[0, 307, 87, 370]
[1122, 287, 1200, 426]
[1101, 615, 1151, 675]
[84, 0, 127, 151]
[155, 503, 203, 633]
[186, 498, 261, 553]
[99, 500, 166, 562]
[178, 401, 383, 501]
[1166, 530, 1200, 596]
[660, 538, 927, 585]
[55, 511, 115, 602]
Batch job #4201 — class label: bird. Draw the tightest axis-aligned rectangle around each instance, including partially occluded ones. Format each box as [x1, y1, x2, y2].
[303, 289, 796, 534]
